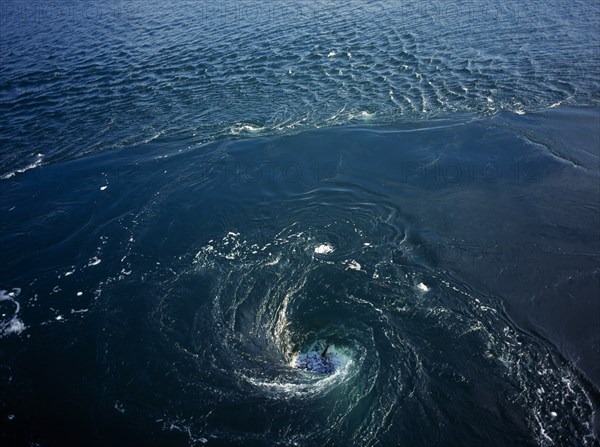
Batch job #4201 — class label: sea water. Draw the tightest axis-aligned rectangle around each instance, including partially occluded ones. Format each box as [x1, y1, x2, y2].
[1, 1, 599, 446]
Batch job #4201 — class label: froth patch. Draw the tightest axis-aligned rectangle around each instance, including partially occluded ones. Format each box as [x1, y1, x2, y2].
[0, 153, 43, 180]
[0, 289, 26, 337]
[345, 260, 361, 271]
[314, 244, 334, 255]
[3, 319, 25, 335]
[87, 257, 102, 266]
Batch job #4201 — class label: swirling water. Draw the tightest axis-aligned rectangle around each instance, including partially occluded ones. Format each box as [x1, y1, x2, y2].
[1, 1, 599, 446]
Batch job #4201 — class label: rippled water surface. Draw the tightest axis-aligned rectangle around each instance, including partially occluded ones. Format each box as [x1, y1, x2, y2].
[1, 1, 599, 446]
[2, 0, 600, 177]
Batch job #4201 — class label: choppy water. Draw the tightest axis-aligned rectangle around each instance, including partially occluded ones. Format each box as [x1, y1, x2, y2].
[2, 0, 600, 178]
[1, 1, 599, 446]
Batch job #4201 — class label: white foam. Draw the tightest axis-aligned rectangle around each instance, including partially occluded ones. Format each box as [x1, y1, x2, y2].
[314, 243, 334, 255]
[264, 256, 280, 266]
[346, 260, 361, 271]
[1, 154, 43, 180]
[4, 319, 25, 334]
[71, 308, 89, 314]
[231, 124, 262, 134]
[417, 282, 429, 292]
[0, 289, 25, 337]
[327, 51, 336, 57]
[87, 257, 101, 266]
[141, 130, 165, 145]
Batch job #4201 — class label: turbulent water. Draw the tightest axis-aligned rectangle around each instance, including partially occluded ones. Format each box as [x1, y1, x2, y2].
[1, 1, 599, 446]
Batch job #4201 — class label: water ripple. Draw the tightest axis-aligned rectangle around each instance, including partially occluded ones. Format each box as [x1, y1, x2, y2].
[1, 0, 599, 178]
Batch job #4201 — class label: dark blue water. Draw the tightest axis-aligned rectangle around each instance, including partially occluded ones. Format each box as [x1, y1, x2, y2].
[1, 1, 599, 446]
